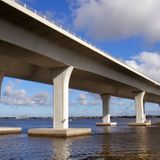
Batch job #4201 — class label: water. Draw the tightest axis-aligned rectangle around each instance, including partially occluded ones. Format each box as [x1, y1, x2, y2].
[0, 118, 160, 160]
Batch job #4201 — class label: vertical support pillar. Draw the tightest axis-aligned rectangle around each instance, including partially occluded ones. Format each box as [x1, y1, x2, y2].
[53, 66, 73, 129]
[101, 94, 111, 123]
[135, 91, 146, 123]
[28, 66, 91, 137]
[129, 91, 151, 126]
[96, 93, 117, 126]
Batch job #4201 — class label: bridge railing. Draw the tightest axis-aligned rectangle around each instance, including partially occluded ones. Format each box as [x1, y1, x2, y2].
[10, 0, 147, 77]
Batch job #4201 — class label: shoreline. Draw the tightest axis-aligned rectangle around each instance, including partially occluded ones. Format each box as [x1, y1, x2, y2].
[0, 115, 160, 120]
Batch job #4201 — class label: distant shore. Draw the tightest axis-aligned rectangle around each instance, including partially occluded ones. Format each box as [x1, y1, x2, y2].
[0, 115, 160, 120]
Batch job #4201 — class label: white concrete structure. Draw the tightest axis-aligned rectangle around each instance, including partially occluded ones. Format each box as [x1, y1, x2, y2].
[96, 94, 117, 126]
[102, 94, 111, 123]
[129, 92, 151, 126]
[135, 91, 146, 124]
[0, 0, 160, 136]
[0, 127, 22, 134]
[53, 66, 73, 129]
[28, 128, 91, 138]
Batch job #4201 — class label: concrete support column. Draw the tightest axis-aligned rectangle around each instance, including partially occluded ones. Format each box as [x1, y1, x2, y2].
[101, 94, 111, 123]
[96, 93, 117, 126]
[28, 66, 91, 138]
[129, 91, 151, 126]
[53, 66, 73, 129]
[135, 91, 146, 123]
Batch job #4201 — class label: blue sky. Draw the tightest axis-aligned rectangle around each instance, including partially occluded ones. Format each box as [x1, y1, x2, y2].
[1, 0, 160, 117]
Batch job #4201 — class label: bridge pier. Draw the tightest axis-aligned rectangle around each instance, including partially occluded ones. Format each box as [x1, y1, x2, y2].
[96, 94, 117, 126]
[0, 72, 22, 135]
[129, 91, 151, 126]
[53, 66, 73, 129]
[28, 66, 91, 138]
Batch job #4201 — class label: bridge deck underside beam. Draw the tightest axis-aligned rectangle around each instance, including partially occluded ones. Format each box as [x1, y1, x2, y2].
[0, 2, 159, 104]
[0, 42, 159, 103]
[0, 15, 160, 98]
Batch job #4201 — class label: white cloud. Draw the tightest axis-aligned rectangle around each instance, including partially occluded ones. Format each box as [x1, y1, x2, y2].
[3, 81, 13, 97]
[71, 92, 132, 107]
[125, 51, 160, 82]
[1, 81, 49, 106]
[44, 10, 55, 20]
[70, 91, 136, 116]
[70, 92, 101, 107]
[31, 92, 49, 105]
[73, 0, 160, 42]
[78, 93, 88, 105]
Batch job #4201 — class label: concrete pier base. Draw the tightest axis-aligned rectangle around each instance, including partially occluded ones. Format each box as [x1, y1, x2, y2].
[28, 128, 92, 138]
[96, 122, 117, 126]
[128, 122, 151, 126]
[0, 127, 22, 134]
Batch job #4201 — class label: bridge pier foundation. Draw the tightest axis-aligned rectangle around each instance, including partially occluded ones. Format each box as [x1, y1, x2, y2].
[96, 94, 117, 126]
[129, 91, 151, 126]
[28, 66, 91, 137]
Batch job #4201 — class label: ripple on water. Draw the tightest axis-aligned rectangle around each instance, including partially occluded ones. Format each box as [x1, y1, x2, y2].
[0, 118, 160, 160]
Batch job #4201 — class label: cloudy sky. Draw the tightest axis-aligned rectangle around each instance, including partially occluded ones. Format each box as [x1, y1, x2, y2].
[1, 0, 160, 117]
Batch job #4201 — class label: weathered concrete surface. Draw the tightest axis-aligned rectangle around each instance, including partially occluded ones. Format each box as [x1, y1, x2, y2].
[97, 94, 117, 126]
[28, 128, 91, 138]
[96, 122, 117, 126]
[128, 122, 151, 126]
[134, 91, 146, 123]
[0, 127, 22, 134]
[101, 94, 111, 124]
[53, 66, 73, 129]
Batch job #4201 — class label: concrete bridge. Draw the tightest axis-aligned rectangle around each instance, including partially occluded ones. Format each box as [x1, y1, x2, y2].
[0, 0, 159, 137]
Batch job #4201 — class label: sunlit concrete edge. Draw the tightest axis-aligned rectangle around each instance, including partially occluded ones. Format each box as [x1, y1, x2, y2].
[28, 128, 92, 138]
[0, 127, 22, 134]
[96, 122, 117, 126]
[128, 122, 152, 126]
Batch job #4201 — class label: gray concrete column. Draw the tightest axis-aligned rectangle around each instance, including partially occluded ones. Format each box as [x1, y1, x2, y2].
[96, 94, 117, 126]
[101, 94, 111, 123]
[53, 66, 73, 129]
[135, 91, 146, 123]
[29, 66, 91, 137]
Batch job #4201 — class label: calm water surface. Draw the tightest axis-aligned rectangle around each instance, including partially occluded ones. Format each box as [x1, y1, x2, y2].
[0, 118, 160, 160]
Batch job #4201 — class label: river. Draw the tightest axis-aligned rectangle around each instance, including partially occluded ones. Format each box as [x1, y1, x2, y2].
[0, 118, 160, 160]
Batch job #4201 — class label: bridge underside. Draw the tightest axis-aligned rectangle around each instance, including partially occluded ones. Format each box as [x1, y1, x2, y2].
[0, 40, 159, 103]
